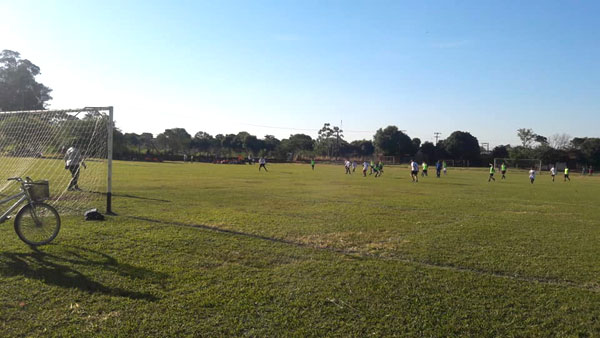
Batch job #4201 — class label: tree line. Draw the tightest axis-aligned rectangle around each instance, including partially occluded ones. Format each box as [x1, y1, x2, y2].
[2, 49, 599, 166]
[112, 125, 600, 167]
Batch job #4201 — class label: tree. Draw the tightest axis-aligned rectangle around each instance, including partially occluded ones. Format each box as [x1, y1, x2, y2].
[139, 133, 155, 153]
[444, 131, 480, 160]
[411, 138, 421, 154]
[418, 141, 436, 162]
[156, 128, 192, 154]
[288, 134, 314, 152]
[317, 123, 343, 158]
[192, 131, 214, 154]
[548, 133, 571, 150]
[508, 146, 533, 160]
[517, 128, 536, 148]
[0, 50, 53, 111]
[373, 126, 413, 156]
[579, 138, 600, 166]
[534, 134, 548, 146]
[491, 145, 509, 159]
[221, 133, 242, 155]
[124, 133, 142, 153]
[533, 144, 567, 164]
[242, 134, 262, 156]
[350, 140, 375, 157]
[262, 135, 280, 155]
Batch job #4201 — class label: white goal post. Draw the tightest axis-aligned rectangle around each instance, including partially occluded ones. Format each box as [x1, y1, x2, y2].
[493, 158, 542, 172]
[0, 107, 113, 214]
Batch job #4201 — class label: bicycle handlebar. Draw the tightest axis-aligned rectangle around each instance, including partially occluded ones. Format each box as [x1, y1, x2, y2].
[7, 177, 32, 182]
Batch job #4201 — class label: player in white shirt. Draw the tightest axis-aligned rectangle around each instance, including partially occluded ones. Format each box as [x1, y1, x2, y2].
[344, 160, 351, 174]
[410, 160, 419, 182]
[529, 168, 536, 184]
[362, 161, 369, 177]
[64, 146, 87, 191]
[550, 166, 556, 182]
[259, 157, 268, 171]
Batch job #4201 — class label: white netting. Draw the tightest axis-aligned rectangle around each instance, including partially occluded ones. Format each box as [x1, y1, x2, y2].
[380, 156, 396, 165]
[442, 159, 471, 167]
[493, 158, 542, 172]
[0, 108, 109, 214]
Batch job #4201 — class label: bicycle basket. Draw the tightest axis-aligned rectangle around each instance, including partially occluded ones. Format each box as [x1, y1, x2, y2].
[25, 180, 50, 202]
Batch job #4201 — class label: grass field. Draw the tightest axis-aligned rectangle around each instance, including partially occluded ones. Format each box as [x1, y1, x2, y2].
[1, 161, 599, 336]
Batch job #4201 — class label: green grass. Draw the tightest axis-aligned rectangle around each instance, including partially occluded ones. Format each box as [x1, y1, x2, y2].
[1, 161, 599, 336]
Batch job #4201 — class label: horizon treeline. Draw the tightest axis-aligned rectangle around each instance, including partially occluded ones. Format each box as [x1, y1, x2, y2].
[113, 124, 600, 167]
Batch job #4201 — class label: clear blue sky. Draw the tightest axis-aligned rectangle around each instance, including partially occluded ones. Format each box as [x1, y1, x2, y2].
[2, 0, 599, 146]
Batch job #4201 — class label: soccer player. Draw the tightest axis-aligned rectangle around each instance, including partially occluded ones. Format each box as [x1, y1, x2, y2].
[435, 160, 442, 178]
[64, 146, 86, 191]
[311, 159, 315, 170]
[369, 160, 375, 175]
[501, 162, 507, 179]
[422, 162, 428, 177]
[259, 157, 268, 171]
[443, 160, 447, 175]
[488, 163, 496, 182]
[550, 166, 556, 182]
[352, 161, 357, 172]
[345, 160, 351, 174]
[529, 167, 536, 184]
[564, 167, 570, 181]
[410, 159, 419, 182]
[375, 161, 384, 177]
[362, 161, 369, 177]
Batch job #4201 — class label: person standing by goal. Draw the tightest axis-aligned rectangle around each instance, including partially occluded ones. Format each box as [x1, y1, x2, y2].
[64, 146, 86, 191]
[501, 162, 507, 179]
[529, 167, 536, 184]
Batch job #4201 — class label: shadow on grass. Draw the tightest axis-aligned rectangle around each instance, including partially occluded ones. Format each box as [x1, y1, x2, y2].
[0, 246, 166, 301]
[60, 190, 172, 203]
[127, 216, 600, 293]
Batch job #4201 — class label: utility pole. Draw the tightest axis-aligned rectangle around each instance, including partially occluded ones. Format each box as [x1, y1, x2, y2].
[434, 132, 441, 145]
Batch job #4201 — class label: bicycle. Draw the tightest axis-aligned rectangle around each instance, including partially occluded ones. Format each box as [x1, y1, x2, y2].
[0, 177, 61, 246]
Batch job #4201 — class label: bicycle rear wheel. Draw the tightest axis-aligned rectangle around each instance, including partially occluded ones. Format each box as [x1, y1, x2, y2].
[14, 202, 61, 246]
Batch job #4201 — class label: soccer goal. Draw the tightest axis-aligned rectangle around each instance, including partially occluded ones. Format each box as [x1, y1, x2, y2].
[493, 158, 542, 172]
[380, 156, 396, 165]
[443, 159, 470, 167]
[0, 107, 114, 214]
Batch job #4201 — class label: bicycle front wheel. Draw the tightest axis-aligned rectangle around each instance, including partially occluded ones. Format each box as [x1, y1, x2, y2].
[14, 202, 61, 246]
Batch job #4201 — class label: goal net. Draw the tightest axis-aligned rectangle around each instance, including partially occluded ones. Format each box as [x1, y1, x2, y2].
[493, 158, 542, 172]
[380, 156, 396, 165]
[442, 159, 470, 167]
[0, 107, 113, 214]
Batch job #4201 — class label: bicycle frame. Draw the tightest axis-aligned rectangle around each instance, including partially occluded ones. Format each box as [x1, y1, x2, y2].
[0, 191, 30, 224]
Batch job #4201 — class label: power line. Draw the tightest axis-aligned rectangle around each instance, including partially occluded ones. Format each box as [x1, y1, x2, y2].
[239, 123, 375, 133]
